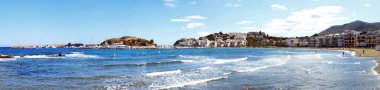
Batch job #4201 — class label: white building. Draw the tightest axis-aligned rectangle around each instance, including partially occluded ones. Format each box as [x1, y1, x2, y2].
[285, 38, 300, 47]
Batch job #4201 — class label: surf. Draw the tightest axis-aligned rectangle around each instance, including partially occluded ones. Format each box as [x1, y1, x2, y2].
[146, 70, 182, 77]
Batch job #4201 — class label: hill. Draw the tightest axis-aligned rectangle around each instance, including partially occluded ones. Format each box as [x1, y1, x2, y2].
[318, 20, 380, 35]
[101, 36, 155, 46]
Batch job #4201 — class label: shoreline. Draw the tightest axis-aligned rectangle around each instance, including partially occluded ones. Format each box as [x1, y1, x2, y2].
[307, 47, 380, 75]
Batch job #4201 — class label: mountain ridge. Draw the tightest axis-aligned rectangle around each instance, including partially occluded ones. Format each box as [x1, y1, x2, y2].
[319, 20, 380, 35]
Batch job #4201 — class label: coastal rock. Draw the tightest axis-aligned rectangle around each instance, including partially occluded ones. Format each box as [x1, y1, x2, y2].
[101, 36, 155, 46]
[0, 55, 13, 58]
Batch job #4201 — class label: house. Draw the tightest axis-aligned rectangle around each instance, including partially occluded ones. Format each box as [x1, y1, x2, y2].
[285, 38, 300, 47]
[343, 30, 361, 47]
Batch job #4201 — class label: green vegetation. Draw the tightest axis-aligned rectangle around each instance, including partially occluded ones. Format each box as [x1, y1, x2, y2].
[101, 36, 155, 46]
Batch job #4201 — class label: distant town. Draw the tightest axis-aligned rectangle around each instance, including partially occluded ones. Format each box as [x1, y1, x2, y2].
[11, 20, 380, 50]
[11, 30, 380, 50]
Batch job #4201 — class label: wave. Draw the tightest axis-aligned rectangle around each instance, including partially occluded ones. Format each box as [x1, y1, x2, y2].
[151, 76, 226, 90]
[64, 75, 130, 80]
[233, 55, 289, 72]
[321, 61, 334, 64]
[338, 50, 356, 56]
[372, 60, 379, 75]
[12, 52, 100, 59]
[211, 57, 248, 64]
[0, 58, 17, 61]
[21, 55, 60, 59]
[65, 52, 100, 58]
[143, 60, 193, 65]
[104, 60, 193, 67]
[198, 66, 214, 70]
[321, 61, 361, 65]
[178, 55, 208, 59]
[276, 50, 293, 54]
[146, 70, 182, 77]
[353, 62, 361, 64]
[173, 60, 194, 63]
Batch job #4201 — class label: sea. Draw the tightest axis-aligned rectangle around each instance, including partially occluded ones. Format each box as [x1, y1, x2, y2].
[1, 47, 380, 90]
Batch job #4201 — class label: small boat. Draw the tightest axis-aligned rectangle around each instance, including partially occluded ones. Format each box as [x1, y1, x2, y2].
[0, 55, 14, 58]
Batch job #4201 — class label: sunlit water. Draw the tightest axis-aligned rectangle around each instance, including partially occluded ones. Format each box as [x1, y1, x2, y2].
[1, 48, 380, 89]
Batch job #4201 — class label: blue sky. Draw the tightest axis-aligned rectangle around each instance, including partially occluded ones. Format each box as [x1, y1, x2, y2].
[0, 0, 379, 46]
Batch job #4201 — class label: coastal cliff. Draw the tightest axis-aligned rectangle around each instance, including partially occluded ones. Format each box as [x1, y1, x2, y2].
[101, 36, 155, 46]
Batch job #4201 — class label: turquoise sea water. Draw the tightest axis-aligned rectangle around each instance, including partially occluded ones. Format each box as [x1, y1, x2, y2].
[0, 48, 380, 89]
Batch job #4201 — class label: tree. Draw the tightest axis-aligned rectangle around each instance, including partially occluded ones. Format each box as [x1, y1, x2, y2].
[312, 34, 318, 37]
[206, 34, 215, 41]
[150, 39, 154, 44]
[219, 32, 223, 35]
[246, 37, 261, 47]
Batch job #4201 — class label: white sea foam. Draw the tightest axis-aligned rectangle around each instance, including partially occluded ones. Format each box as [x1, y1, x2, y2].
[233, 55, 289, 72]
[339, 50, 356, 56]
[174, 60, 194, 63]
[198, 66, 214, 70]
[178, 55, 207, 59]
[16, 52, 99, 59]
[146, 70, 182, 77]
[211, 57, 248, 64]
[353, 62, 361, 65]
[0, 58, 16, 61]
[65, 52, 99, 58]
[321, 61, 334, 64]
[322, 61, 361, 65]
[151, 77, 226, 90]
[23, 55, 58, 58]
[372, 60, 379, 75]
[276, 50, 293, 54]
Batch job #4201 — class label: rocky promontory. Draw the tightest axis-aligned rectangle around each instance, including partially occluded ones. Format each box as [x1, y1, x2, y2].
[101, 36, 155, 46]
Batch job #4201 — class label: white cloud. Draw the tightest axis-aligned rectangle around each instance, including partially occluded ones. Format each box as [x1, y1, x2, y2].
[170, 15, 207, 22]
[271, 3, 288, 11]
[170, 19, 191, 22]
[171, 15, 207, 30]
[198, 31, 211, 36]
[185, 15, 207, 20]
[226, 3, 242, 7]
[164, 0, 176, 7]
[263, 6, 346, 37]
[186, 23, 204, 29]
[364, 3, 371, 7]
[237, 21, 253, 24]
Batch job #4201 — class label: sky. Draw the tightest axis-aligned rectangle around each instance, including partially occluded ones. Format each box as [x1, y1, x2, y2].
[0, 0, 379, 46]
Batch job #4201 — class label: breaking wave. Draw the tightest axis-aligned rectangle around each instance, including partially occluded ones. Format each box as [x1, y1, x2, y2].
[233, 55, 290, 72]
[104, 60, 194, 67]
[11, 52, 100, 59]
[210, 57, 248, 64]
[151, 76, 227, 90]
[65, 52, 100, 58]
[0, 58, 17, 61]
[146, 70, 182, 77]
[178, 55, 208, 59]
